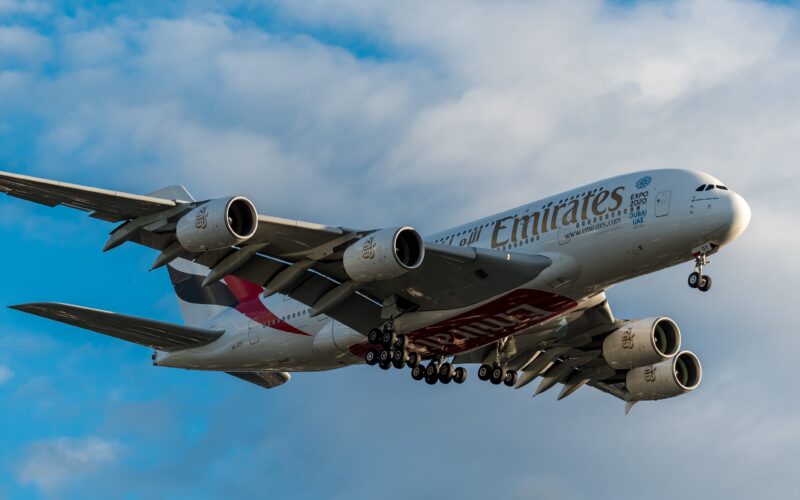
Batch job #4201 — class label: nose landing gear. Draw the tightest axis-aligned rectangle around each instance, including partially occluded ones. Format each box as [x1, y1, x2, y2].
[688, 252, 712, 292]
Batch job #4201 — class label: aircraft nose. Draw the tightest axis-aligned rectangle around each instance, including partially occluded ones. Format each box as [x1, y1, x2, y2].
[715, 191, 751, 245]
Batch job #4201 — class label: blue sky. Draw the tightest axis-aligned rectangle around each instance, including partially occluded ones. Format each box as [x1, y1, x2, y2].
[1, 0, 799, 498]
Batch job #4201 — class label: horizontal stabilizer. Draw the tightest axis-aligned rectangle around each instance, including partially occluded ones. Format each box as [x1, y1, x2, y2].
[227, 371, 291, 390]
[10, 302, 224, 351]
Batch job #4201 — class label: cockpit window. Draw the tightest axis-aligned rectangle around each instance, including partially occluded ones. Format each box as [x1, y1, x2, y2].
[705, 185, 715, 191]
[696, 185, 706, 191]
[716, 185, 728, 190]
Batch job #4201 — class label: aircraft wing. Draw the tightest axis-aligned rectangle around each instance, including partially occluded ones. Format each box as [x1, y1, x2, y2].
[0, 171, 181, 222]
[10, 302, 224, 351]
[0, 171, 555, 337]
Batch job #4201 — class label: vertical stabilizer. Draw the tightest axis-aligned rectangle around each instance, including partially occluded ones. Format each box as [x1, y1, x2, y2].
[166, 258, 237, 326]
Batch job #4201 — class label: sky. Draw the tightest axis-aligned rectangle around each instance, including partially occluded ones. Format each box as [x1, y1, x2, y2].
[0, 0, 799, 498]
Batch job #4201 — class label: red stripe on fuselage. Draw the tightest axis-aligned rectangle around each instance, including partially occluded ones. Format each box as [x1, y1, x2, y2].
[350, 289, 577, 358]
[223, 275, 311, 337]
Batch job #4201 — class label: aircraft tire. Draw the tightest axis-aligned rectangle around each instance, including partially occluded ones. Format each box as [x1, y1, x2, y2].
[411, 365, 426, 380]
[688, 272, 701, 288]
[699, 275, 712, 292]
[392, 349, 406, 369]
[503, 370, 518, 387]
[407, 352, 421, 369]
[438, 363, 454, 384]
[365, 349, 379, 366]
[490, 365, 506, 385]
[368, 328, 382, 345]
[381, 331, 397, 348]
[478, 364, 491, 381]
[454, 367, 467, 384]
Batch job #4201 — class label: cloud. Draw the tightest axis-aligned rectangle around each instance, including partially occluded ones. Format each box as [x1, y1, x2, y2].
[0, 0, 49, 16]
[16, 437, 121, 493]
[0, 26, 51, 63]
[0, 364, 13, 384]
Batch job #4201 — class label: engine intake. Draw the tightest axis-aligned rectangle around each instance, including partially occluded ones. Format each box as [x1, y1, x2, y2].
[176, 197, 258, 252]
[626, 351, 702, 401]
[343, 227, 425, 282]
[602, 317, 681, 369]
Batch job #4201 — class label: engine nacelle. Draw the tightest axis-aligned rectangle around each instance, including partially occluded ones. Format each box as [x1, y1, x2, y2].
[176, 197, 258, 252]
[342, 227, 425, 282]
[626, 351, 702, 401]
[602, 317, 681, 369]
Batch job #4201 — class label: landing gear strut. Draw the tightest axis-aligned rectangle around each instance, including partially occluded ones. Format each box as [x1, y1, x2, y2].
[688, 253, 712, 292]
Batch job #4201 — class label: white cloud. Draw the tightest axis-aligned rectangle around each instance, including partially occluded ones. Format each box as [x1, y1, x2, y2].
[0, 0, 49, 16]
[0, 364, 13, 384]
[17, 437, 120, 493]
[0, 26, 51, 63]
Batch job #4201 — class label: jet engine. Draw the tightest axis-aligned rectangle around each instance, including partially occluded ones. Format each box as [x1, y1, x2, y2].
[602, 317, 681, 369]
[342, 227, 425, 282]
[626, 351, 702, 401]
[176, 197, 258, 252]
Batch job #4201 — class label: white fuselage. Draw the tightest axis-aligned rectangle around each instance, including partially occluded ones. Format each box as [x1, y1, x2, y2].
[155, 169, 750, 372]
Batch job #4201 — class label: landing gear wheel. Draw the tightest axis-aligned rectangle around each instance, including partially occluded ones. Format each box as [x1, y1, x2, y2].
[380, 330, 397, 348]
[407, 352, 421, 369]
[688, 272, 701, 288]
[394, 334, 409, 351]
[478, 364, 491, 381]
[425, 374, 438, 385]
[438, 363, 455, 384]
[425, 362, 439, 379]
[368, 328, 382, 345]
[453, 367, 468, 384]
[411, 364, 425, 381]
[503, 370, 518, 387]
[490, 365, 506, 385]
[378, 349, 391, 365]
[698, 275, 712, 292]
[365, 349, 379, 366]
[392, 349, 406, 369]
[379, 360, 392, 370]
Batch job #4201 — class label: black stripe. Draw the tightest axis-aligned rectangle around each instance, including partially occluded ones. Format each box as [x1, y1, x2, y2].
[167, 266, 239, 308]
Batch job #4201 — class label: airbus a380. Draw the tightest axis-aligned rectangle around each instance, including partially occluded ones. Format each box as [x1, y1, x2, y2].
[0, 169, 750, 412]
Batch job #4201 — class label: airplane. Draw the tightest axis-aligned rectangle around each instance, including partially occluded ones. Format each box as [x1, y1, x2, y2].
[0, 168, 750, 412]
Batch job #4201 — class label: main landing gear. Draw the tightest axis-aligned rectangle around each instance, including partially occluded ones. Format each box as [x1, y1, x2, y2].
[688, 253, 712, 292]
[364, 322, 466, 385]
[477, 363, 518, 387]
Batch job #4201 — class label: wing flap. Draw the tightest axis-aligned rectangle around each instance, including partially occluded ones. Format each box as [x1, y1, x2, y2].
[10, 302, 224, 351]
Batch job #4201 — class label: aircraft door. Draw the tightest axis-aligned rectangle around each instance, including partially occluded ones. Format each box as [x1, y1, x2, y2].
[655, 191, 671, 217]
[248, 321, 260, 345]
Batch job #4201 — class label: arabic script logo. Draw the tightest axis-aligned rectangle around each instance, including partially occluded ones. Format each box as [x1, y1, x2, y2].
[361, 237, 376, 259]
[195, 207, 209, 230]
[636, 176, 652, 190]
[644, 365, 657, 383]
[621, 329, 635, 350]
